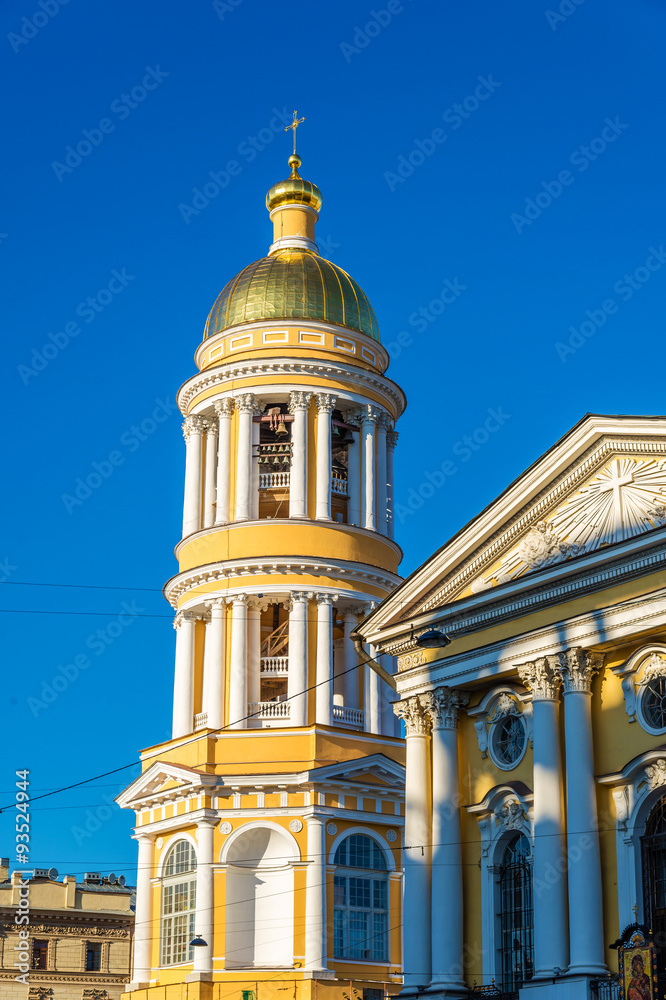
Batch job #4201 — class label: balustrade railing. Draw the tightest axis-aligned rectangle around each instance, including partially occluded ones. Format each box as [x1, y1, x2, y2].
[248, 701, 291, 720]
[194, 712, 208, 730]
[260, 656, 289, 675]
[331, 470, 349, 496]
[332, 705, 364, 727]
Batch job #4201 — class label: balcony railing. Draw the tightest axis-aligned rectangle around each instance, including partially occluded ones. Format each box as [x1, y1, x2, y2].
[333, 705, 365, 727]
[260, 656, 289, 675]
[590, 975, 620, 1000]
[259, 470, 290, 489]
[249, 701, 291, 720]
[331, 470, 348, 496]
[194, 712, 208, 730]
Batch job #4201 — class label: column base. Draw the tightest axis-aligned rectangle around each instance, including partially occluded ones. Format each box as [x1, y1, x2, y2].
[567, 966, 608, 977]
[126, 983, 152, 992]
[425, 981, 468, 998]
[186, 971, 214, 982]
[520, 975, 596, 1000]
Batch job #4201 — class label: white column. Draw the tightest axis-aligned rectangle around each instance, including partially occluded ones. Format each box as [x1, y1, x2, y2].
[386, 430, 398, 540]
[288, 592, 309, 726]
[200, 611, 213, 726]
[192, 819, 216, 976]
[315, 394, 336, 520]
[394, 697, 432, 989]
[304, 814, 327, 971]
[342, 609, 360, 710]
[182, 415, 206, 537]
[346, 418, 361, 527]
[251, 406, 261, 520]
[360, 406, 378, 531]
[234, 394, 255, 521]
[559, 648, 607, 976]
[517, 657, 569, 977]
[376, 413, 390, 536]
[214, 398, 234, 524]
[203, 600, 226, 731]
[379, 654, 397, 736]
[424, 689, 469, 995]
[289, 392, 312, 519]
[365, 644, 381, 734]
[247, 603, 262, 708]
[315, 594, 334, 725]
[172, 612, 196, 738]
[202, 420, 218, 529]
[130, 833, 154, 986]
[228, 595, 249, 729]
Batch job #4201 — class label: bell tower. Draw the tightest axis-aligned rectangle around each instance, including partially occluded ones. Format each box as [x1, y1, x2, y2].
[118, 145, 407, 1000]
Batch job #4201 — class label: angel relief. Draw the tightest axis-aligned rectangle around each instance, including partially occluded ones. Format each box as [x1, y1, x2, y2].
[471, 521, 583, 593]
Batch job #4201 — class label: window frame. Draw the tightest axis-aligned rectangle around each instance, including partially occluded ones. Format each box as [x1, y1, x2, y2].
[31, 939, 48, 970]
[85, 940, 103, 972]
[333, 834, 390, 964]
[160, 839, 197, 967]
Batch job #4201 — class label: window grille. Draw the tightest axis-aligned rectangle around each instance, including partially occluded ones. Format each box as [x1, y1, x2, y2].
[499, 834, 534, 991]
[333, 834, 389, 962]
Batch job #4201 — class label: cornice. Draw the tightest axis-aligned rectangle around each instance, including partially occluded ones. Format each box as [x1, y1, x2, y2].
[372, 532, 666, 655]
[164, 550, 402, 607]
[177, 356, 406, 418]
[392, 586, 666, 699]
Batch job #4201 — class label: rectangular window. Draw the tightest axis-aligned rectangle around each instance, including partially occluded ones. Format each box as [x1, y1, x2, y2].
[32, 940, 48, 970]
[333, 874, 388, 962]
[161, 879, 196, 965]
[85, 941, 102, 972]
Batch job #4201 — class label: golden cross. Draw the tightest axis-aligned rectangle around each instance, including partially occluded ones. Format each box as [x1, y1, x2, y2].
[633, 903, 639, 920]
[285, 109, 305, 154]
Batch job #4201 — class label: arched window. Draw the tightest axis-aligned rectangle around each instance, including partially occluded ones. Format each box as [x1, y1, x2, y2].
[498, 834, 533, 990]
[160, 840, 197, 966]
[333, 834, 389, 962]
[641, 795, 666, 974]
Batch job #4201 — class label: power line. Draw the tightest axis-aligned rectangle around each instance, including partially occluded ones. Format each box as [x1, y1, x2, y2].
[2, 580, 162, 593]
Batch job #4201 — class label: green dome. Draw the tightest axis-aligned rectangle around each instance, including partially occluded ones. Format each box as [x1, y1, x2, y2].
[204, 249, 380, 342]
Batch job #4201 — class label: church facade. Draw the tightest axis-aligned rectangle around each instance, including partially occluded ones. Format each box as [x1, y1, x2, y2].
[357, 414, 666, 1000]
[117, 149, 406, 1000]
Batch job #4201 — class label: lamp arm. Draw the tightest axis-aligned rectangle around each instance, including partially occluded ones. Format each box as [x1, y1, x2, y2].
[350, 634, 397, 691]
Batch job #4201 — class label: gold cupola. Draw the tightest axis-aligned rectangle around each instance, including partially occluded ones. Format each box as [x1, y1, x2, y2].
[266, 153, 323, 254]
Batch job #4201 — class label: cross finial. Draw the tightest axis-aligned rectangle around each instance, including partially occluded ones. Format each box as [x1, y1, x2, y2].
[285, 109, 305, 155]
[633, 903, 639, 920]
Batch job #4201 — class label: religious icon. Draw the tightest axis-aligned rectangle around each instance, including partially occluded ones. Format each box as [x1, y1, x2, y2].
[618, 927, 657, 1000]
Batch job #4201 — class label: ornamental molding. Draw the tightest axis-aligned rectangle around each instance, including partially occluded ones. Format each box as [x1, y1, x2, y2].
[289, 390, 313, 413]
[406, 440, 666, 616]
[0, 922, 131, 938]
[516, 656, 563, 701]
[164, 555, 401, 608]
[466, 784, 533, 860]
[214, 396, 235, 418]
[234, 392, 259, 413]
[468, 686, 533, 759]
[420, 687, 470, 730]
[382, 538, 666, 660]
[558, 647, 605, 692]
[182, 414, 208, 440]
[612, 645, 666, 725]
[497, 798, 528, 833]
[177, 357, 406, 418]
[315, 392, 337, 413]
[645, 758, 666, 791]
[393, 695, 429, 736]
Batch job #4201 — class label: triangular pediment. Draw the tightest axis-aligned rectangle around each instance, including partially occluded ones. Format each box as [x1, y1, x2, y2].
[309, 753, 405, 790]
[115, 761, 216, 809]
[365, 415, 666, 632]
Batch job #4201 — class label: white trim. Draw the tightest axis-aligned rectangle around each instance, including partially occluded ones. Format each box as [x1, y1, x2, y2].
[219, 820, 301, 866]
[156, 831, 198, 878]
[468, 685, 532, 762]
[613, 644, 666, 732]
[327, 825, 397, 871]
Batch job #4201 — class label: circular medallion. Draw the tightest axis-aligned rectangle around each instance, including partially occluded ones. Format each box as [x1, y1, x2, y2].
[219, 821, 232, 835]
[289, 819, 303, 833]
[386, 830, 397, 843]
[155, 837, 163, 849]
[326, 822, 337, 836]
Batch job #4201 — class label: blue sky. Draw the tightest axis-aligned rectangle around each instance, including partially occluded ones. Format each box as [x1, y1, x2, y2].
[2, 0, 665, 881]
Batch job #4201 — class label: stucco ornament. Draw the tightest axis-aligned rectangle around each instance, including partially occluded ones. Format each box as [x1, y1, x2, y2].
[219, 821, 232, 835]
[645, 759, 666, 791]
[289, 819, 303, 833]
[496, 799, 527, 832]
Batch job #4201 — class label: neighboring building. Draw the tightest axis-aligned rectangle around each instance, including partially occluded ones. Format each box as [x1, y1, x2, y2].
[0, 864, 134, 1000]
[116, 147, 406, 1000]
[357, 414, 666, 1000]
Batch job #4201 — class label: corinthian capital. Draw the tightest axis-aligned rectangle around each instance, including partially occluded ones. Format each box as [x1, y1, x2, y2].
[393, 695, 430, 736]
[289, 391, 312, 413]
[377, 411, 393, 432]
[516, 656, 563, 701]
[215, 397, 235, 419]
[315, 392, 337, 414]
[235, 393, 258, 414]
[421, 687, 470, 730]
[359, 404, 381, 425]
[387, 430, 399, 450]
[182, 414, 207, 441]
[557, 647, 604, 693]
